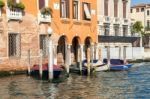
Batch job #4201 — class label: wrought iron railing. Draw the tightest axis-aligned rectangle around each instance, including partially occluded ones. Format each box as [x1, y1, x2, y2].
[38, 12, 51, 24]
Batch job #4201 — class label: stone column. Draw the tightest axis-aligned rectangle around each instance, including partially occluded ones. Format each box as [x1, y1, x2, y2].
[48, 38, 53, 80]
[91, 44, 95, 63]
[94, 44, 99, 60]
[66, 44, 71, 74]
[119, 46, 122, 59]
[107, 46, 110, 64]
[53, 44, 57, 65]
[98, 46, 102, 61]
[79, 44, 84, 74]
[128, 25, 131, 36]
[140, 33, 143, 47]
[110, 24, 114, 36]
[123, 46, 126, 63]
[119, 25, 123, 36]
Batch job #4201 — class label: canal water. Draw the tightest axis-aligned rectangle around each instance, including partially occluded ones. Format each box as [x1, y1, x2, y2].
[0, 62, 150, 99]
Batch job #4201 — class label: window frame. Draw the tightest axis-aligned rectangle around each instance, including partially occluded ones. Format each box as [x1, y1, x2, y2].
[147, 10, 150, 16]
[104, 0, 109, 16]
[72, 0, 79, 20]
[38, 0, 45, 10]
[136, 8, 139, 12]
[39, 34, 48, 57]
[114, 0, 118, 17]
[141, 8, 144, 12]
[104, 23, 110, 36]
[60, 0, 70, 18]
[82, 2, 91, 21]
[8, 33, 21, 58]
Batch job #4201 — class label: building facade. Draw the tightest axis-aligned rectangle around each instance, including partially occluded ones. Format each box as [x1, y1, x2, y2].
[131, 3, 150, 48]
[0, 0, 97, 71]
[97, 0, 140, 60]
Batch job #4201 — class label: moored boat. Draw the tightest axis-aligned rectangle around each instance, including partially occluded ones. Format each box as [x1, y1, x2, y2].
[103, 59, 132, 71]
[30, 63, 64, 79]
[82, 60, 109, 72]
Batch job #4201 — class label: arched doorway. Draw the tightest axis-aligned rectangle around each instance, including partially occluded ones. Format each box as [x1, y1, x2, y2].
[57, 36, 67, 65]
[84, 37, 92, 60]
[71, 36, 80, 64]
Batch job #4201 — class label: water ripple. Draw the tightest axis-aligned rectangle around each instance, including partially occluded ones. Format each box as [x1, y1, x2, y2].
[0, 63, 150, 99]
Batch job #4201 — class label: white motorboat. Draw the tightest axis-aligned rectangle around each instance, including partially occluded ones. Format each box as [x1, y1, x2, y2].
[84, 60, 109, 72]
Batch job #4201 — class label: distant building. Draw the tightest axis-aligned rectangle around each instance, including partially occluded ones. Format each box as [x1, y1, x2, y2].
[131, 3, 150, 48]
[97, 0, 141, 60]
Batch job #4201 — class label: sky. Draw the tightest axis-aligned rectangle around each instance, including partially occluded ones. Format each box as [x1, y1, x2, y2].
[131, 0, 150, 5]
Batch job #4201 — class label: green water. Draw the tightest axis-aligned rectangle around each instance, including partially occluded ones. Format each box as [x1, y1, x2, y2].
[0, 62, 150, 99]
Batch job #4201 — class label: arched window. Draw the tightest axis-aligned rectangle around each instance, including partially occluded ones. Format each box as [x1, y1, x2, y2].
[147, 10, 150, 16]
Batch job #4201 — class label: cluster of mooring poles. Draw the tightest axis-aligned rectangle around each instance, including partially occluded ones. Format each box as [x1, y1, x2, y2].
[27, 27, 54, 80]
[27, 27, 127, 81]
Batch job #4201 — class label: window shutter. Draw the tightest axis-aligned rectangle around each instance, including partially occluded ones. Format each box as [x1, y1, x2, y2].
[72, 1, 74, 19]
[66, 0, 70, 18]
[104, 0, 108, 16]
[114, 0, 118, 17]
[123, 1, 126, 18]
[60, 0, 62, 17]
[39, 0, 45, 9]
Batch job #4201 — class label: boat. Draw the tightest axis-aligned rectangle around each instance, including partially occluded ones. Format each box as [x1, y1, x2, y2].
[69, 63, 92, 75]
[82, 60, 109, 72]
[103, 59, 132, 71]
[30, 63, 64, 79]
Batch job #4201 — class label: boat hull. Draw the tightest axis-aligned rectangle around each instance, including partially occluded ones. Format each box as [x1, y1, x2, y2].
[30, 70, 62, 79]
[110, 64, 132, 70]
[30, 64, 63, 79]
[95, 64, 109, 71]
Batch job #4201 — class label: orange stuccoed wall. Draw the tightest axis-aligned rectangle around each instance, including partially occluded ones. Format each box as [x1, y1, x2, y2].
[0, 0, 97, 71]
[21, 0, 97, 44]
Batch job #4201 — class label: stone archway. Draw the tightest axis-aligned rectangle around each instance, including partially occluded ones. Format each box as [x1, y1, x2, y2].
[84, 37, 93, 60]
[71, 36, 81, 64]
[57, 36, 68, 65]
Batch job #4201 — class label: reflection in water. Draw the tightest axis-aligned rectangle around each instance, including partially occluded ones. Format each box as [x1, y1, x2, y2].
[0, 63, 150, 99]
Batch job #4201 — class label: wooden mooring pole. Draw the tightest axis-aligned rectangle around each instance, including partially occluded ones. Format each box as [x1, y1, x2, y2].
[87, 47, 91, 76]
[27, 49, 31, 75]
[107, 46, 110, 65]
[39, 49, 43, 78]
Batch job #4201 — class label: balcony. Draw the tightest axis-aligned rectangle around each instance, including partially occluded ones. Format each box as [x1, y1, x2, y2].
[6, 9, 23, 21]
[38, 12, 51, 24]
